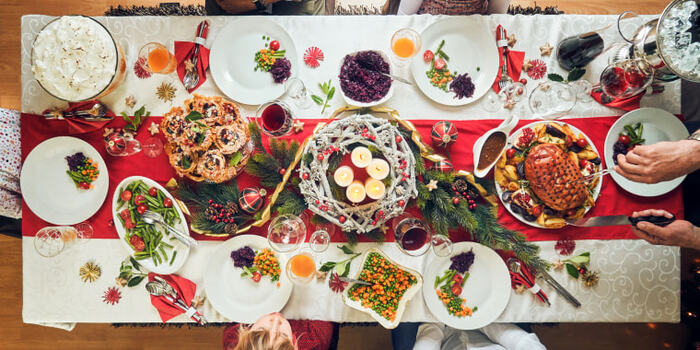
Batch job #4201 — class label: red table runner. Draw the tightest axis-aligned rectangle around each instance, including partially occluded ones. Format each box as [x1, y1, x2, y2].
[20, 114, 684, 242]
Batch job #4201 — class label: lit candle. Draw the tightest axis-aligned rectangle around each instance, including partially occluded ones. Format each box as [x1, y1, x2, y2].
[333, 165, 354, 187]
[364, 178, 386, 200]
[351, 147, 372, 168]
[366, 159, 390, 180]
[346, 180, 366, 203]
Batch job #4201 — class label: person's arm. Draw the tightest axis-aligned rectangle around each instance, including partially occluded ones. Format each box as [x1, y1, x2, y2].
[487, 0, 511, 14]
[397, 0, 423, 15]
[615, 136, 700, 184]
[215, 0, 279, 14]
[413, 323, 444, 350]
[630, 209, 700, 250]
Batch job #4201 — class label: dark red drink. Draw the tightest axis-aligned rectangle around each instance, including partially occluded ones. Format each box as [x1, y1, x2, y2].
[600, 66, 628, 97]
[401, 227, 427, 251]
[394, 217, 431, 256]
[556, 32, 605, 71]
[260, 103, 292, 136]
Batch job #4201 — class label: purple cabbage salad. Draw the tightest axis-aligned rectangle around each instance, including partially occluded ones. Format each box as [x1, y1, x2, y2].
[270, 57, 292, 84]
[230, 246, 255, 268]
[449, 73, 475, 100]
[449, 249, 475, 274]
[65, 152, 87, 172]
[338, 50, 392, 103]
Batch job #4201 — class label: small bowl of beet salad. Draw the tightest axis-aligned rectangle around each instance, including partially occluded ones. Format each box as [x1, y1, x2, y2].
[338, 50, 394, 107]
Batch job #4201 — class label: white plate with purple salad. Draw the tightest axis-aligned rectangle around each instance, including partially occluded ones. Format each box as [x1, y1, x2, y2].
[411, 17, 499, 106]
[210, 18, 297, 106]
[338, 50, 395, 107]
[423, 242, 510, 330]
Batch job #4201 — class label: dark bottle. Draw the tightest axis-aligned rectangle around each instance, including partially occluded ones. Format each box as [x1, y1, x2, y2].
[556, 32, 605, 71]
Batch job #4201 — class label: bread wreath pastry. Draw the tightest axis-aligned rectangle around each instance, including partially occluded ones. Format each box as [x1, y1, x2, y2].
[165, 144, 197, 175]
[185, 94, 224, 126]
[160, 107, 187, 142]
[213, 122, 249, 155]
[182, 125, 214, 151]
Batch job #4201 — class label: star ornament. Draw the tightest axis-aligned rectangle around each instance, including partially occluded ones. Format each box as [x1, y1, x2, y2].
[293, 120, 305, 133]
[148, 121, 160, 135]
[522, 60, 533, 72]
[540, 42, 554, 56]
[426, 179, 438, 192]
[507, 33, 517, 48]
[184, 58, 195, 73]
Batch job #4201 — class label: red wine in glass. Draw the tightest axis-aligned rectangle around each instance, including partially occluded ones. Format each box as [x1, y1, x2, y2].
[556, 32, 605, 71]
[394, 218, 430, 256]
[259, 102, 293, 137]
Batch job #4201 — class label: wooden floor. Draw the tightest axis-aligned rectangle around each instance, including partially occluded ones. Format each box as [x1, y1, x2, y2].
[0, 0, 685, 349]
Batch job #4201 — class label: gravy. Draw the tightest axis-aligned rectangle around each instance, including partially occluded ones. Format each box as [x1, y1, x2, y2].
[477, 132, 506, 170]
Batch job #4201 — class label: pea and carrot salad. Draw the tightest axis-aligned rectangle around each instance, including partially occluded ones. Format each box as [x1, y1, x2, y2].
[115, 179, 180, 266]
[347, 252, 417, 322]
[424, 40, 455, 92]
[65, 152, 99, 190]
[254, 36, 286, 72]
[434, 250, 477, 318]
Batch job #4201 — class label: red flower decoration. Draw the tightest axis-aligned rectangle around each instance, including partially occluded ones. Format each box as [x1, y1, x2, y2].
[133, 58, 152, 79]
[527, 59, 547, 80]
[328, 272, 348, 293]
[102, 286, 122, 305]
[303, 47, 324, 68]
[555, 238, 576, 256]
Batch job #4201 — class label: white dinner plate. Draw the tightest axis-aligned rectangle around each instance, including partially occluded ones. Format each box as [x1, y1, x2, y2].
[210, 18, 298, 106]
[423, 242, 511, 330]
[604, 108, 689, 197]
[21, 136, 109, 225]
[411, 17, 499, 106]
[112, 176, 190, 274]
[204, 235, 293, 323]
[495, 121, 604, 229]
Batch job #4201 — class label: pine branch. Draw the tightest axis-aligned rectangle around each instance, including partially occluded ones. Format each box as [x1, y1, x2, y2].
[248, 122, 265, 154]
[245, 153, 283, 188]
[364, 228, 386, 243]
[273, 189, 307, 216]
[344, 230, 359, 246]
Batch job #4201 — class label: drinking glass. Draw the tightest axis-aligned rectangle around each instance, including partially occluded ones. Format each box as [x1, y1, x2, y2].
[309, 222, 335, 253]
[104, 129, 142, 156]
[391, 28, 421, 63]
[286, 251, 316, 284]
[284, 78, 312, 109]
[256, 100, 295, 137]
[138, 42, 177, 74]
[392, 214, 452, 257]
[142, 136, 164, 158]
[34, 223, 94, 257]
[599, 59, 654, 99]
[267, 214, 306, 253]
[528, 81, 576, 119]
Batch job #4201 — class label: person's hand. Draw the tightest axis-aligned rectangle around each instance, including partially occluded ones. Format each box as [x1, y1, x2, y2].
[614, 140, 700, 184]
[630, 209, 700, 250]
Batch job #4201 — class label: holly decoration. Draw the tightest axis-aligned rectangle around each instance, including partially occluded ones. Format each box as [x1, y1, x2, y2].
[430, 121, 458, 148]
[239, 187, 266, 214]
[431, 159, 454, 173]
[561, 251, 599, 287]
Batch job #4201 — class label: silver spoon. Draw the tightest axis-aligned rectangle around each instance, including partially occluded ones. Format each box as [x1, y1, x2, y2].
[142, 210, 198, 247]
[145, 281, 207, 324]
[42, 102, 112, 121]
[507, 259, 550, 306]
[153, 276, 208, 324]
[183, 21, 208, 90]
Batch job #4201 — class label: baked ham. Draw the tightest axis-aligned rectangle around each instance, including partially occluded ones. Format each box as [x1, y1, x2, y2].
[524, 144, 587, 211]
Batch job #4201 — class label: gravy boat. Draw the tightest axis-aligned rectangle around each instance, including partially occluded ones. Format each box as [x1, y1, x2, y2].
[473, 114, 519, 178]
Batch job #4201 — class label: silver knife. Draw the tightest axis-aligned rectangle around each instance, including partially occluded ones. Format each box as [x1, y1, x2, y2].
[566, 214, 676, 227]
[538, 270, 581, 308]
[338, 277, 372, 286]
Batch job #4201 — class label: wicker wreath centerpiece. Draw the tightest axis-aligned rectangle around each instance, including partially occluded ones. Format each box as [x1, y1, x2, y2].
[298, 114, 417, 233]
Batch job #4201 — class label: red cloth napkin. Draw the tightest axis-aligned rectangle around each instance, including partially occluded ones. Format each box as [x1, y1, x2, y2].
[492, 25, 525, 93]
[175, 20, 210, 93]
[147, 273, 197, 323]
[20, 115, 684, 242]
[590, 86, 644, 112]
[41, 100, 115, 135]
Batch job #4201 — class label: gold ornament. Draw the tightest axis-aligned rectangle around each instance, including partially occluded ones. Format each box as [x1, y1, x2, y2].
[165, 178, 179, 190]
[102, 128, 115, 138]
[293, 120, 305, 133]
[426, 179, 438, 192]
[79, 261, 102, 283]
[148, 122, 160, 135]
[540, 43, 554, 56]
[522, 60, 533, 72]
[315, 270, 329, 281]
[156, 82, 176, 103]
[507, 33, 517, 48]
[125, 95, 137, 108]
[191, 295, 206, 308]
[115, 277, 128, 288]
[582, 270, 599, 287]
[184, 58, 195, 73]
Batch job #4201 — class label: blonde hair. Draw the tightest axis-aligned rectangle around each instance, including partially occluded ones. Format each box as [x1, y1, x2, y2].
[234, 327, 296, 350]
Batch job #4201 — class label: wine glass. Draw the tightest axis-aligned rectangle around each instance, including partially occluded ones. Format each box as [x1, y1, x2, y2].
[256, 100, 295, 137]
[267, 214, 306, 253]
[528, 81, 576, 119]
[142, 136, 164, 158]
[284, 78, 312, 109]
[104, 129, 142, 156]
[309, 222, 335, 253]
[599, 59, 654, 99]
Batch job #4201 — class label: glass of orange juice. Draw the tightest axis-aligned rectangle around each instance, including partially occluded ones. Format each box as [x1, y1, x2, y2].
[391, 28, 421, 62]
[286, 251, 316, 284]
[138, 42, 177, 74]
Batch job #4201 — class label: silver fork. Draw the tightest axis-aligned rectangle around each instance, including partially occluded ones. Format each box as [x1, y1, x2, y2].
[142, 210, 198, 247]
[580, 168, 615, 183]
[497, 26, 511, 91]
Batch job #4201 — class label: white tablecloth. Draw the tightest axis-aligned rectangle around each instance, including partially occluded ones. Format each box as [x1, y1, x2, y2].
[21, 14, 681, 326]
